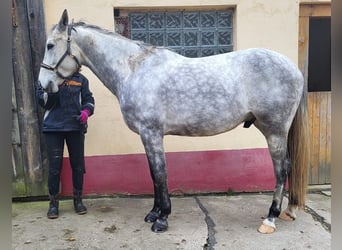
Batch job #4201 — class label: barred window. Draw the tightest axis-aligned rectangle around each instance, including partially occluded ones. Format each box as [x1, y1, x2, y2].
[115, 9, 234, 58]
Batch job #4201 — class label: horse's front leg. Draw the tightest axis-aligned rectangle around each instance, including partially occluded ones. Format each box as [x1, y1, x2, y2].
[143, 156, 162, 223]
[140, 128, 171, 233]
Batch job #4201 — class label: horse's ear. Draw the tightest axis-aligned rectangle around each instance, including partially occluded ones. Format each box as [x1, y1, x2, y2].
[58, 9, 69, 32]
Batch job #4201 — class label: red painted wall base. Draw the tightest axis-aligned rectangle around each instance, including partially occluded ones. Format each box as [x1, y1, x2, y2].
[60, 148, 275, 196]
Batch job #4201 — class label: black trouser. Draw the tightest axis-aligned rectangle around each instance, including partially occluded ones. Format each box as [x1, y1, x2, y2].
[44, 131, 85, 196]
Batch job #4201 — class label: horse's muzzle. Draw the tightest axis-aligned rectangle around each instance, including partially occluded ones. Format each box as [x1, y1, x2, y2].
[42, 81, 57, 94]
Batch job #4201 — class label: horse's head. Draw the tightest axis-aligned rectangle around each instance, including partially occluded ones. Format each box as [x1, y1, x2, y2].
[38, 9, 81, 93]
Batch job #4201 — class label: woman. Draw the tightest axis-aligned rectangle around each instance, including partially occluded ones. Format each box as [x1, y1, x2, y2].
[36, 72, 95, 219]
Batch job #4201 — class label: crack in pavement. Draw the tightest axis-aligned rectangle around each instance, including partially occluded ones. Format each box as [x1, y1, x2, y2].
[304, 205, 331, 232]
[284, 191, 331, 233]
[194, 197, 217, 250]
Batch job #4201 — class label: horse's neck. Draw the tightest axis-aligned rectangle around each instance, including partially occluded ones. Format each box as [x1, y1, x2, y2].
[74, 27, 141, 96]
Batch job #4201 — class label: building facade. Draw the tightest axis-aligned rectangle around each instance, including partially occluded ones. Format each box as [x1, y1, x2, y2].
[38, 0, 330, 196]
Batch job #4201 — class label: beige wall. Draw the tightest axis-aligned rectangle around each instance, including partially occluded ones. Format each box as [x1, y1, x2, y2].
[42, 0, 328, 156]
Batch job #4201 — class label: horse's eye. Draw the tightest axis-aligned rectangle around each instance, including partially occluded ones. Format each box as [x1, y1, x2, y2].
[47, 43, 54, 50]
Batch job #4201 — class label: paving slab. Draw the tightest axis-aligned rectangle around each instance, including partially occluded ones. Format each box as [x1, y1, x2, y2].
[12, 192, 331, 250]
[197, 193, 331, 250]
[305, 192, 331, 226]
[12, 197, 207, 250]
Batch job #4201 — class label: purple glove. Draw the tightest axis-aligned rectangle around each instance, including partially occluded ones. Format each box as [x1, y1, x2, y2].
[79, 109, 91, 124]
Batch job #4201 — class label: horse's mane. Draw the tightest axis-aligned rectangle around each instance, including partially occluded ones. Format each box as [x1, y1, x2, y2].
[52, 20, 173, 53]
[74, 22, 156, 50]
[51, 21, 144, 47]
[74, 22, 115, 36]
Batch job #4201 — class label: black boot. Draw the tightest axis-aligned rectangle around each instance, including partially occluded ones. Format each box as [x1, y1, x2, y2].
[73, 189, 87, 215]
[47, 195, 59, 219]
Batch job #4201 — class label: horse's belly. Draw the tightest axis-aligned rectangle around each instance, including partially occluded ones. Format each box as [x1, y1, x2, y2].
[165, 124, 239, 136]
[164, 112, 244, 136]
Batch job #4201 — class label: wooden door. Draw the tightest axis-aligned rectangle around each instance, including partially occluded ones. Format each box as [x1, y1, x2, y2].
[299, 4, 331, 184]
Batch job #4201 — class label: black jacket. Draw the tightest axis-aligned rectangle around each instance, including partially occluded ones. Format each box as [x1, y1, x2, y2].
[37, 73, 95, 132]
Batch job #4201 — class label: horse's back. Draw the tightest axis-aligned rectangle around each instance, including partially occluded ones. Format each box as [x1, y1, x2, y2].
[165, 47, 303, 101]
[170, 48, 303, 120]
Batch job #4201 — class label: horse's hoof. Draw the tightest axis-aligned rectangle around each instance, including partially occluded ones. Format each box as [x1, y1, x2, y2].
[151, 218, 168, 233]
[279, 211, 296, 221]
[144, 211, 159, 223]
[257, 219, 276, 234]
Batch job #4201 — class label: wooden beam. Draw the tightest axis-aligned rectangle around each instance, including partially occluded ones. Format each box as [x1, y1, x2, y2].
[12, 0, 47, 196]
[300, 4, 331, 17]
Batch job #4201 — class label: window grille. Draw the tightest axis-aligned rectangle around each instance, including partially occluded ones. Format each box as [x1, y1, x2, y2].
[129, 10, 234, 57]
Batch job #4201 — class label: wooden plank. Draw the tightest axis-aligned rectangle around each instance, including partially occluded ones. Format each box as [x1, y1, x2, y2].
[12, 79, 26, 197]
[12, 0, 47, 196]
[325, 92, 331, 183]
[26, 0, 47, 81]
[320, 92, 331, 184]
[26, 0, 50, 186]
[300, 4, 331, 17]
[308, 92, 319, 184]
[318, 92, 326, 183]
[307, 93, 314, 183]
[298, 16, 309, 85]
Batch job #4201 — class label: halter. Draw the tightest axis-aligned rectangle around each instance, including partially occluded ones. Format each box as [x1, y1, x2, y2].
[40, 22, 81, 80]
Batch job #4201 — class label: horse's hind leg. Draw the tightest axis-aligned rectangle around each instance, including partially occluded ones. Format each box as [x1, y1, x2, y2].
[258, 133, 290, 234]
[279, 204, 297, 221]
[140, 128, 171, 233]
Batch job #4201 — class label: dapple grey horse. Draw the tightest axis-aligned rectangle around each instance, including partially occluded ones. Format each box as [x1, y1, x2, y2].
[38, 10, 309, 234]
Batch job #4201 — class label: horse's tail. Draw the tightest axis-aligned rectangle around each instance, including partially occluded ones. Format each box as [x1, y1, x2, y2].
[287, 88, 310, 208]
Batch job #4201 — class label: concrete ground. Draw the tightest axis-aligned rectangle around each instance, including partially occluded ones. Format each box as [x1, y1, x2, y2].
[12, 189, 331, 250]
